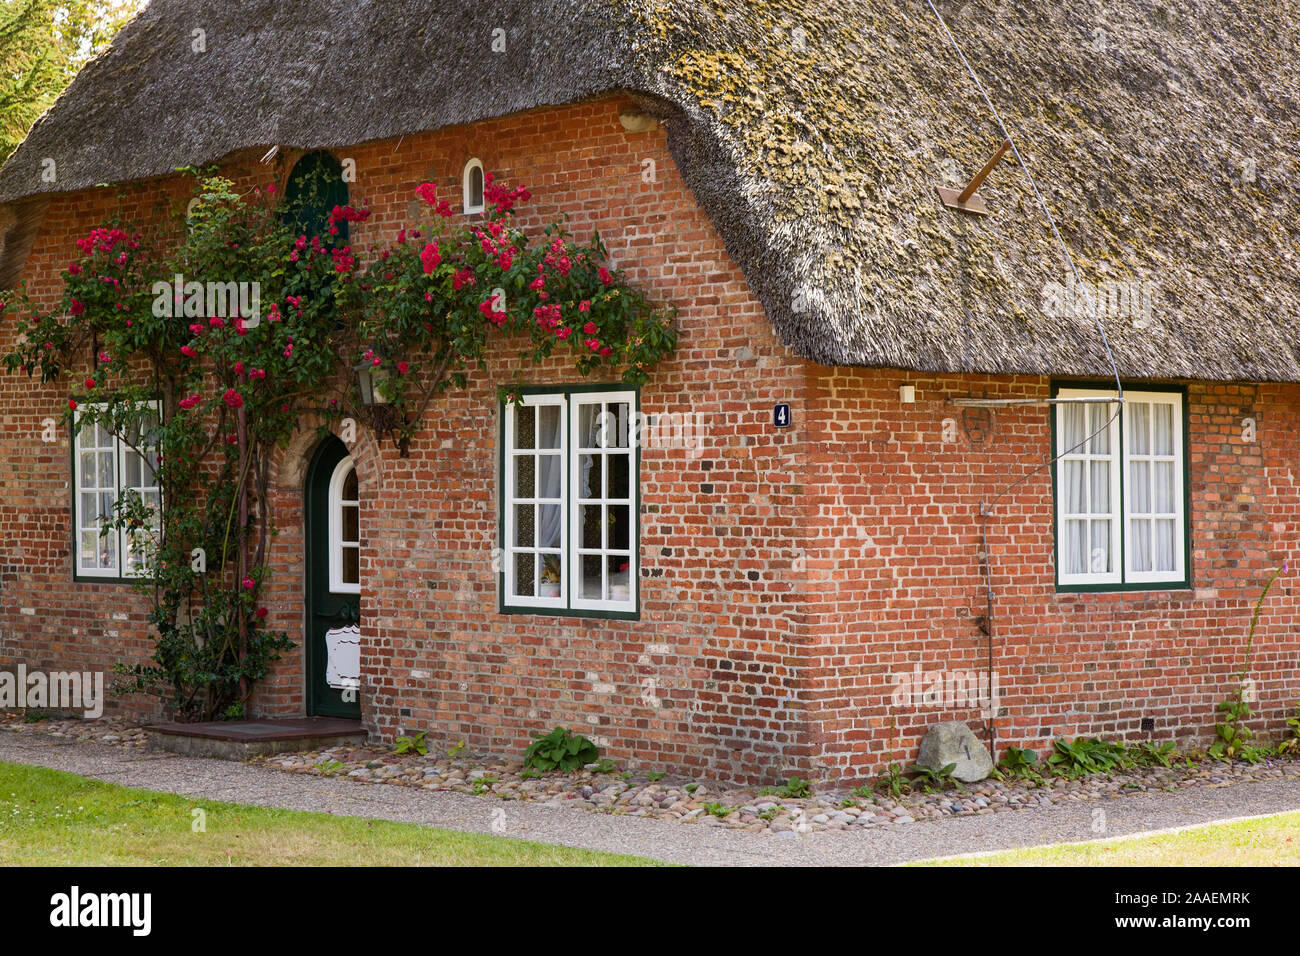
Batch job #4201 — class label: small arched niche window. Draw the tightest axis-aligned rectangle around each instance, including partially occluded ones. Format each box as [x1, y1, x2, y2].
[462, 158, 485, 215]
[328, 457, 360, 594]
[285, 150, 350, 244]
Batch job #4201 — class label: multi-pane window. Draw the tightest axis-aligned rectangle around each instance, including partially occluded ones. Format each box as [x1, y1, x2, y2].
[502, 389, 637, 614]
[1054, 388, 1187, 589]
[329, 457, 360, 593]
[73, 404, 161, 579]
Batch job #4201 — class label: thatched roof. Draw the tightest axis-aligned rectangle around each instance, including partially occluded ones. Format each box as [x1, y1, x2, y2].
[3, 0, 1299, 380]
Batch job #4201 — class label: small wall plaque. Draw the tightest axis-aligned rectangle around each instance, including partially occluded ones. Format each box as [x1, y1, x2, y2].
[774, 404, 791, 428]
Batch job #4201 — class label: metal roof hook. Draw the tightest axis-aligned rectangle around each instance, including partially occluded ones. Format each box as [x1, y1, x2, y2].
[936, 139, 1011, 216]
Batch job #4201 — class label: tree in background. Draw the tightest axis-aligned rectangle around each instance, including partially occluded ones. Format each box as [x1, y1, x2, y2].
[0, 0, 141, 162]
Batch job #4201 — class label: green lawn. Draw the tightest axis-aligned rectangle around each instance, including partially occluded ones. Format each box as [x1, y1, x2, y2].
[0, 761, 665, 866]
[914, 810, 1300, 866]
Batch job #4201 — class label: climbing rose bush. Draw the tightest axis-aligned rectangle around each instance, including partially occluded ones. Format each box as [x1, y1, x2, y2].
[0, 170, 676, 720]
[342, 173, 675, 426]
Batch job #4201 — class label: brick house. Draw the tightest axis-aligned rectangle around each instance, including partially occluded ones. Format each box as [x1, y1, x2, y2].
[0, 1, 1297, 783]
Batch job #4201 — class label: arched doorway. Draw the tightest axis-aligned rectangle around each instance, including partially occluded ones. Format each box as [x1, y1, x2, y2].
[303, 435, 361, 718]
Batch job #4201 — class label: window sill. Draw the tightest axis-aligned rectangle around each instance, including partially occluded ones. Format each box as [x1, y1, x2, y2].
[498, 604, 639, 622]
[1054, 580, 1192, 595]
[73, 573, 154, 585]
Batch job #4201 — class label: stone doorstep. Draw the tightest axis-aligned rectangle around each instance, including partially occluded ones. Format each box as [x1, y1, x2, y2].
[144, 717, 366, 760]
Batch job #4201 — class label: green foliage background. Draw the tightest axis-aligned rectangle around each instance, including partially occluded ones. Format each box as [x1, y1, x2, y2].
[0, 0, 140, 162]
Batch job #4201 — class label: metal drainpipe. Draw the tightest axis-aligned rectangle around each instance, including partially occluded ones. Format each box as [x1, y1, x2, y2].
[979, 499, 996, 760]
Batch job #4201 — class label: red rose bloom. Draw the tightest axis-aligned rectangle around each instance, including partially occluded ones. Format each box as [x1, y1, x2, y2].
[420, 242, 441, 274]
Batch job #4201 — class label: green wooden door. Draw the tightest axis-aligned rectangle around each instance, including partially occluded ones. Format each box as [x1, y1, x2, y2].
[304, 436, 362, 719]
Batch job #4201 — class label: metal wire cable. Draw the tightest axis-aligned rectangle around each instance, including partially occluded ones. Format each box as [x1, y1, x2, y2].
[922, 0, 1132, 760]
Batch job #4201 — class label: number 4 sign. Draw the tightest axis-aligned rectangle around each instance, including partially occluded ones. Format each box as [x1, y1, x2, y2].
[773, 403, 791, 428]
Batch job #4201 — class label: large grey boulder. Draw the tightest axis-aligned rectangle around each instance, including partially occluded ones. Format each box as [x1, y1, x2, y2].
[917, 721, 993, 782]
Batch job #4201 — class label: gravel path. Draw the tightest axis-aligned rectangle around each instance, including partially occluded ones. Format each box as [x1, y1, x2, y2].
[4, 733, 1299, 865]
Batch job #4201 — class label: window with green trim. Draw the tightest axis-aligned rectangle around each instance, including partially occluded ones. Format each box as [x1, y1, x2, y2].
[501, 388, 638, 615]
[1053, 387, 1188, 590]
[284, 150, 349, 244]
[72, 402, 161, 579]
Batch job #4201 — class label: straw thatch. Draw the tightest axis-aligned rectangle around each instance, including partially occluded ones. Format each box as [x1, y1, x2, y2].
[2, 0, 1298, 380]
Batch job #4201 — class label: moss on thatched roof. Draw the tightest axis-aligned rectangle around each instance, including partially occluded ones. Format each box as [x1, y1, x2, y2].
[3, 0, 1298, 380]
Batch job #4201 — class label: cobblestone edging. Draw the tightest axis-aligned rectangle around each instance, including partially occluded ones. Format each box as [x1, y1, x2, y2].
[6, 715, 1298, 838]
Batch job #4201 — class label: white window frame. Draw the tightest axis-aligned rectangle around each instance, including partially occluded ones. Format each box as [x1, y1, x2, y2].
[72, 401, 162, 580]
[462, 158, 485, 215]
[1054, 388, 1186, 589]
[501, 390, 638, 615]
[1121, 391, 1186, 585]
[328, 456, 360, 594]
[569, 390, 637, 614]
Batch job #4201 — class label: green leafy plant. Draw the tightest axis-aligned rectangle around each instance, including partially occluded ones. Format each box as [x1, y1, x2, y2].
[997, 745, 1041, 779]
[684, 783, 699, 794]
[646, 771, 666, 782]
[757, 807, 778, 821]
[315, 759, 345, 776]
[519, 767, 542, 781]
[447, 740, 466, 759]
[1210, 560, 1288, 761]
[908, 762, 957, 792]
[1278, 704, 1300, 756]
[394, 731, 428, 756]
[470, 774, 499, 795]
[593, 758, 617, 774]
[772, 776, 812, 799]
[1132, 741, 1179, 768]
[1047, 737, 1127, 777]
[1210, 687, 1256, 761]
[1237, 746, 1271, 766]
[870, 763, 913, 798]
[521, 726, 599, 772]
[702, 802, 730, 819]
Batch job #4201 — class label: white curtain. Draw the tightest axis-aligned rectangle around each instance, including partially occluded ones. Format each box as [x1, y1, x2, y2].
[1061, 405, 1091, 574]
[1129, 401, 1176, 573]
[580, 403, 601, 497]
[537, 405, 562, 549]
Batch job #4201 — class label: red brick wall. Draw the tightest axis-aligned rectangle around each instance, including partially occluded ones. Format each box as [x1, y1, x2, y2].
[0, 180, 191, 718]
[332, 99, 813, 781]
[3, 96, 1297, 783]
[803, 372, 1300, 782]
[1, 97, 817, 780]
